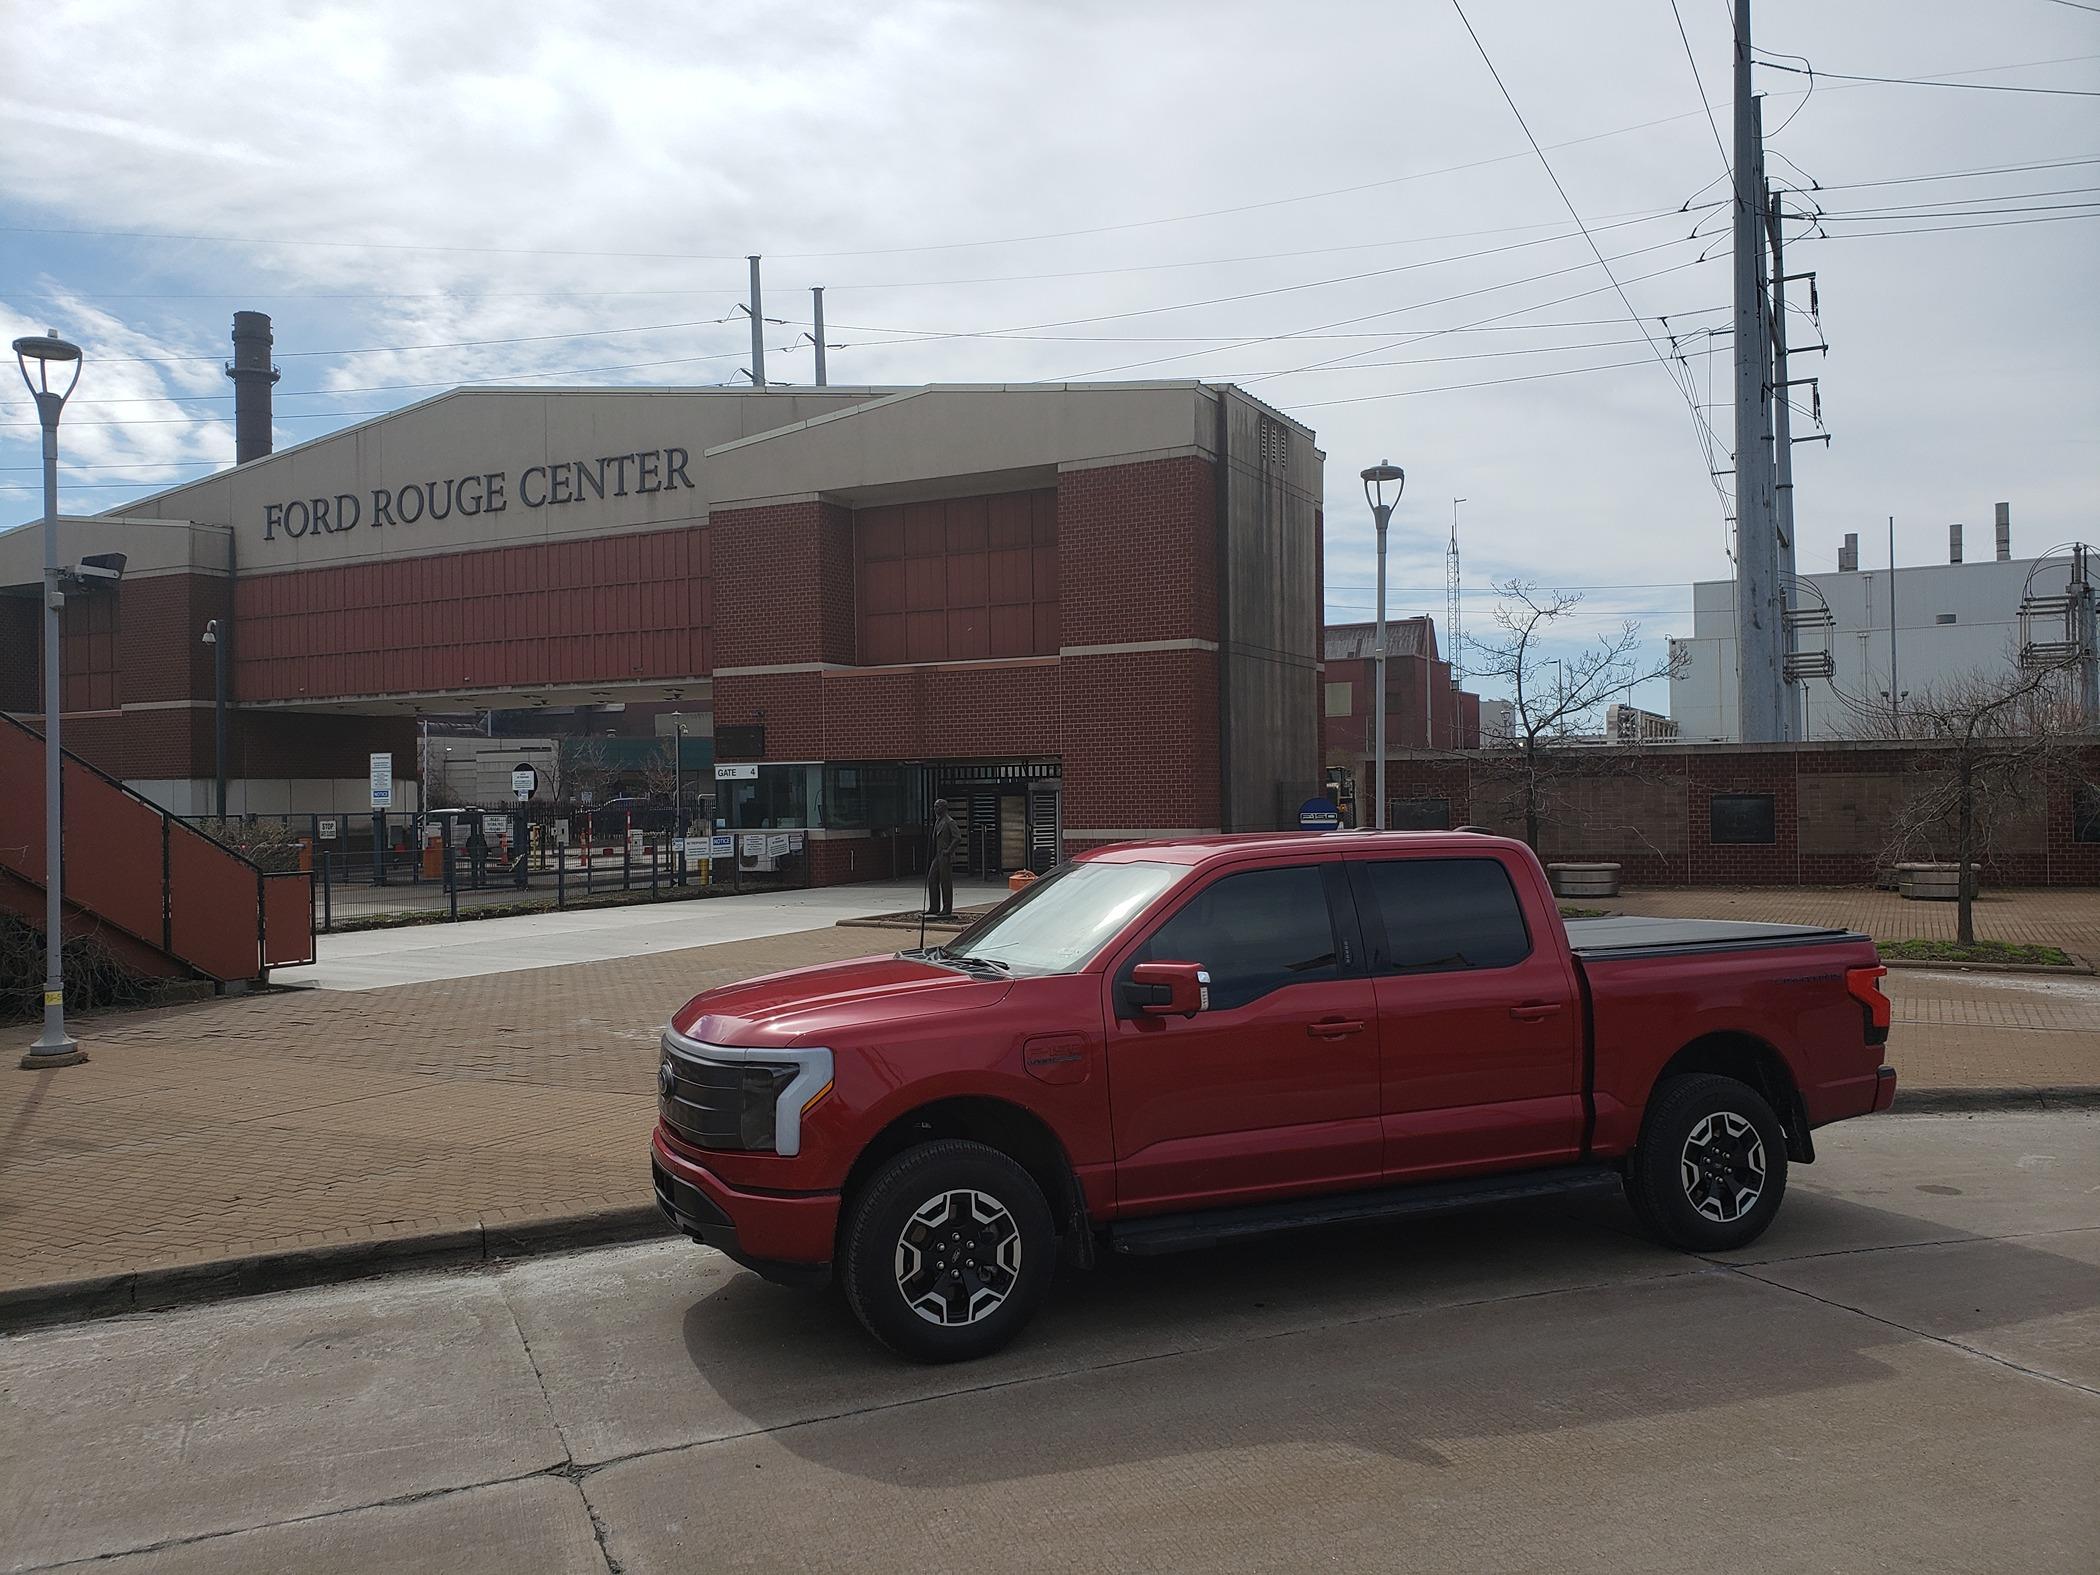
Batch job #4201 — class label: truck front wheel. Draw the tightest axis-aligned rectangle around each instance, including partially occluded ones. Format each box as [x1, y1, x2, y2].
[1626, 1073, 1789, 1253]
[840, 1139, 1057, 1363]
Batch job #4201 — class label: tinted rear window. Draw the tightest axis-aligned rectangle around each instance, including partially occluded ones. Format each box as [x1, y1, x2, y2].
[1363, 858, 1531, 973]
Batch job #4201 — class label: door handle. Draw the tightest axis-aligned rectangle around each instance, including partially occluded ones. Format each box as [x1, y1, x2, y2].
[1307, 1018, 1367, 1038]
[1508, 1002, 1564, 1022]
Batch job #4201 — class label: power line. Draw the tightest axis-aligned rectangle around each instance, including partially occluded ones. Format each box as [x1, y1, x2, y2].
[1800, 209, 2100, 239]
[1446, 0, 1716, 503]
[1668, 0, 1733, 182]
[1757, 59, 2100, 97]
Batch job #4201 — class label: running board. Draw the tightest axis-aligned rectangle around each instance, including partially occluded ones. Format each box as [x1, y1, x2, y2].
[1106, 1165, 1621, 1256]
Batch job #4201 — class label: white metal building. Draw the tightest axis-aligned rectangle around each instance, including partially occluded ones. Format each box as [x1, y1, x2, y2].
[1670, 517, 2095, 741]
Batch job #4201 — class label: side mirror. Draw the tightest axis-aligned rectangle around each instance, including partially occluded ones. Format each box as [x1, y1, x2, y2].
[1126, 960, 1209, 1018]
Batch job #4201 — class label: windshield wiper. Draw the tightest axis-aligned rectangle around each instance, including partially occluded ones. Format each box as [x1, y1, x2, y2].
[912, 946, 1011, 976]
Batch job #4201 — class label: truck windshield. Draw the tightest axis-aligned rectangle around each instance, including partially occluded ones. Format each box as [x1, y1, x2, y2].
[938, 860, 1183, 975]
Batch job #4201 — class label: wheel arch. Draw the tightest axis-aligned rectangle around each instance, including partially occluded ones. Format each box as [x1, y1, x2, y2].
[839, 1095, 1087, 1249]
[1650, 1030, 1815, 1163]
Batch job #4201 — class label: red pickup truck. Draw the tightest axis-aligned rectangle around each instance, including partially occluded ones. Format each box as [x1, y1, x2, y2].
[651, 832, 1895, 1362]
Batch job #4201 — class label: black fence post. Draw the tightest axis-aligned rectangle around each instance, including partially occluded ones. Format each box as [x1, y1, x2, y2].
[444, 838, 459, 922]
[623, 835, 633, 893]
[320, 849, 333, 933]
[557, 841, 567, 910]
[649, 838, 660, 898]
[371, 811, 386, 886]
[586, 837, 595, 896]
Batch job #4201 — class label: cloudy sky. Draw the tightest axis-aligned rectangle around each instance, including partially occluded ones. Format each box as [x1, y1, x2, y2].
[3, 0, 2095, 712]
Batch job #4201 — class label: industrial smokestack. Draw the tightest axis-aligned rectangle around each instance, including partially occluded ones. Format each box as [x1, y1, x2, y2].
[225, 311, 280, 465]
[1839, 532, 1859, 572]
[1996, 501, 2011, 561]
[1950, 522, 1963, 564]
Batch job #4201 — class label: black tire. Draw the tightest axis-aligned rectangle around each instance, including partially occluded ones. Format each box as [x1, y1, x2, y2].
[840, 1139, 1057, 1363]
[1625, 1073, 1788, 1252]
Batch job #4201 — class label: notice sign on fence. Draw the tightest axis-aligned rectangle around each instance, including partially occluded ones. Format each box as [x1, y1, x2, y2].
[369, 753, 394, 810]
[317, 817, 339, 841]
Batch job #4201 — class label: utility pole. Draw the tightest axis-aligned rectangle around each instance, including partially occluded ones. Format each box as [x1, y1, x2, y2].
[1888, 515, 1900, 736]
[1447, 498, 1465, 703]
[1731, 0, 1783, 742]
[811, 287, 827, 386]
[746, 256, 766, 388]
[1766, 189, 1798, 741]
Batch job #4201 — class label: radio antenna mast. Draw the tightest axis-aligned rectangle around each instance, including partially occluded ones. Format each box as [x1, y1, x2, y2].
[1447, 499, 1466, 692]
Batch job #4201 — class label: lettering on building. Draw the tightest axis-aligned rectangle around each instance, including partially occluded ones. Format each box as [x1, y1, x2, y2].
[260, 447, 693, 543]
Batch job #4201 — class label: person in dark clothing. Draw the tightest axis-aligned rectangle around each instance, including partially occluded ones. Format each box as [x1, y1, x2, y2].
[465, 815, 489, 888]
[927, 799, 962, 918]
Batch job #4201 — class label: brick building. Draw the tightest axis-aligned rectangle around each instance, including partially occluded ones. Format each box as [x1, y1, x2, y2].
[1321, 617, 1483, 781]
[0, 379, 1325, 884]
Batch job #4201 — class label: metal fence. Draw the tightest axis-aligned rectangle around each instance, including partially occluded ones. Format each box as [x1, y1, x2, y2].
[186, 810, 813, 932]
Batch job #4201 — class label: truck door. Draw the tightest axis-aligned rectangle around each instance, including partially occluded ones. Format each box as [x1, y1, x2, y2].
[1347, 853, 1583, 1180]
[1104, 859, 1382, 1215]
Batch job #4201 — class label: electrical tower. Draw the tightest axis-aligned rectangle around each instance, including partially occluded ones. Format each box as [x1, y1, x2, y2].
[1447, 498, 1465, 696]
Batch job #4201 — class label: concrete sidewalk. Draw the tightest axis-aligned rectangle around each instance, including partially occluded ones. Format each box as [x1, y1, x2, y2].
[298, 875, 1000, 990]
[5, 886, 2099, 1324]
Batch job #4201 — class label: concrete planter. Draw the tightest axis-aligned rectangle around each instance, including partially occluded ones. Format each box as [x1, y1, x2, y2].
[1548, 862, 1621, 899]
[1895, 862, 1979, 901]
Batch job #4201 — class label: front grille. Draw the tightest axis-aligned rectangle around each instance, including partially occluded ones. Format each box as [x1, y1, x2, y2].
[660, 1053, 796, 1151]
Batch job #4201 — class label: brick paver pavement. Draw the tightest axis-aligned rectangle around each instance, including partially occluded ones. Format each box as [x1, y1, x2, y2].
[4, 889, 2097, 1300]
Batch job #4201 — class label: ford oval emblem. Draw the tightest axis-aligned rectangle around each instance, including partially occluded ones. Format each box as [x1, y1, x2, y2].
[658, 1059, 677, 1098]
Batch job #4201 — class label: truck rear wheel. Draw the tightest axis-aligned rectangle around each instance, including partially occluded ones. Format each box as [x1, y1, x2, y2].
[840, 1139, 1056, 1363]
[1625, 1073, 1788, 1253]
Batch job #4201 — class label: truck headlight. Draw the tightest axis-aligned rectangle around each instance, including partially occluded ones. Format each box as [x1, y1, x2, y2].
[658, 1032, 832, 1156]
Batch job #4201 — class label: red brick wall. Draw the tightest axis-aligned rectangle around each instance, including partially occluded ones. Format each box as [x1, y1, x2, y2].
[712, 501, 850, 668]
[0, 595, 34, 712]
[1056, 456, 1216, 646]
[1059, 649, 1219, 833]
[233, 525, 710, 702]
[855, 491, 1058, 664]
[1368, 744, 2100, 886]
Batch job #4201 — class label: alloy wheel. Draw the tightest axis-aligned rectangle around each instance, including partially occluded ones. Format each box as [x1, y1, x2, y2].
[894, 1188, 1023, 1327]
[1679, 1110, 1766, 1224]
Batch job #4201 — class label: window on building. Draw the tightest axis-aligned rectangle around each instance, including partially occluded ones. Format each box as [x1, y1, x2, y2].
[823, 763, 911, 829]
[2075, 785, 2100, 844]
[1324, 681, 1354, 718]
[1935, 613, 1957, 625]
[1387, 797, 1451, 830]
[1361, 858, 1531, 973]
[720, 765, 809, 829]
[1135, 865, 1340, 1011]
[1710, 793, 1777, 845]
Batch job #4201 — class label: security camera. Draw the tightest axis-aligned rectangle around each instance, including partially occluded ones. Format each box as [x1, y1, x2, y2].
[64, 552, 127, 585]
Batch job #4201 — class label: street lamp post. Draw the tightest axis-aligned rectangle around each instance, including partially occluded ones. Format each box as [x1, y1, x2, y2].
[16, 331, 86, 1070]
[1361, 461, 1406, 831]
[201, 619, 227, 816]
[671, 714, 686, 843]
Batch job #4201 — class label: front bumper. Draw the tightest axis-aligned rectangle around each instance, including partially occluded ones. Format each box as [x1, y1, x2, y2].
[650, 1125, 839, 1287]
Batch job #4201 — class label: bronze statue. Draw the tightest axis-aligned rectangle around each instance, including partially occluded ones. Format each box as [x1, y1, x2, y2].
[927, 798, 961, 918]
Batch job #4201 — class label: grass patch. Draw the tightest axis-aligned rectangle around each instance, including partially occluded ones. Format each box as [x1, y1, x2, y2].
[1880, 938, 2075, 967]
[1558, 905, 1610, 920]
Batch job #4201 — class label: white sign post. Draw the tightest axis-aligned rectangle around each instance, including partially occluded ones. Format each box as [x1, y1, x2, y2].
[369, 753, 394, 810]
[511, 763, 538, 800]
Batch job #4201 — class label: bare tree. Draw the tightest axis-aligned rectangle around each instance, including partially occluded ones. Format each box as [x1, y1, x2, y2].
[551, 738, 614, 806]
[1464, 580, 1683, 848]
[636, 738, 680, 803]
[1868, 660, 2092, 944]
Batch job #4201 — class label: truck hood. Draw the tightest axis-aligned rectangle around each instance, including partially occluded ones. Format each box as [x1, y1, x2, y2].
[668, 952, 1014, 1047]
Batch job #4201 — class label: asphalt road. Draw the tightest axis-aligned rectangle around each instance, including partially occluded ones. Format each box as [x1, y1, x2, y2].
[4, 1112, 2095, 1574]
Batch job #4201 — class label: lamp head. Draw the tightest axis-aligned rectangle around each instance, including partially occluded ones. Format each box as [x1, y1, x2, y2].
[201, 619, 219, 646]
[1361, 460, 1405, 513]
[14, 330, 83, 405]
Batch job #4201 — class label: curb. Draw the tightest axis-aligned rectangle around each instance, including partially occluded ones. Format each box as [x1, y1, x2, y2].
[0, 1204, 674, 1337]
[6, 1089, 2096, 1333]
[1882, 957, 2092, 977]
[1886, 1086, 2100, 1114]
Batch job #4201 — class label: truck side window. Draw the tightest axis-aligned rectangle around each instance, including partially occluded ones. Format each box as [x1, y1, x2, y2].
[1365, 858, 1531, 973]
[1136, 865, 1340, 1010]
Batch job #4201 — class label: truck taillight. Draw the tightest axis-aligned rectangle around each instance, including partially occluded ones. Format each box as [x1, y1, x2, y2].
[1847, 965, 1891, 1044]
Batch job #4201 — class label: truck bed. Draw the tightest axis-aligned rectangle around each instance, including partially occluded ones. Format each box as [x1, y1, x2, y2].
[1564, 915, 1862, 958]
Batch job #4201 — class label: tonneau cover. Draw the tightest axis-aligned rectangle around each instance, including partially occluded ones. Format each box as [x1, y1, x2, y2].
[1564, 915, 1859, 957]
